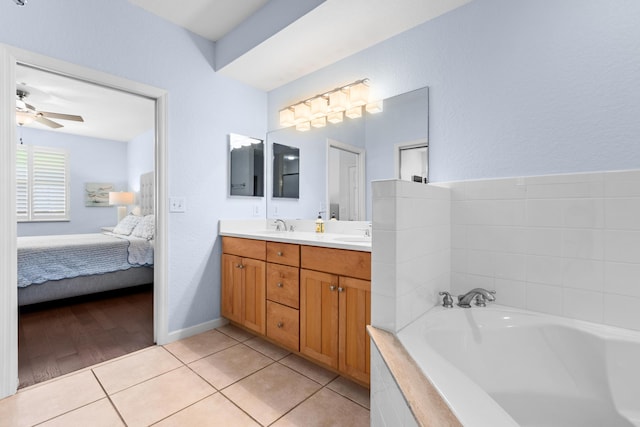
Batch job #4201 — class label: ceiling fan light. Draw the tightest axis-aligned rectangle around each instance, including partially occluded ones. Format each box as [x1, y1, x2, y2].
[348, 82, 369, 107]
[15, 111, 36, 126]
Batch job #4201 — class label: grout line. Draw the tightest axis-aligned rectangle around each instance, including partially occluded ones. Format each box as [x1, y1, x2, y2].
[90, 369, 128, 427]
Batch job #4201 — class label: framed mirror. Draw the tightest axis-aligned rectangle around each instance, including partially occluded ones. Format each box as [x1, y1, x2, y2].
[272, 143, 300, 199]
[228, 133, 264, 197]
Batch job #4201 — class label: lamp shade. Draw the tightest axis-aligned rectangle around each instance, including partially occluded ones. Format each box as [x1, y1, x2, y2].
[365, 100, 384, 114]
[279, 108, 295, 127]
[295, 121, 311, 132]
[328, 90, 347, 112]
[108, 191, 134, 206]
[293, 102, 311, 124]
[345, 105, 363, 119]
[348, 82, 369, 107]
[309, 97, 328, 119]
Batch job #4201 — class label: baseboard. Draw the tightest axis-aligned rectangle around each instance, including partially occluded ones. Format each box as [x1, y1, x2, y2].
[165, 317, 229, 343]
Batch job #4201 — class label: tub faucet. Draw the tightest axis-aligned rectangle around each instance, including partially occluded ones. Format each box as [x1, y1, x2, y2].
[273, 219, 287, 231]
[457, 288, 496, 308]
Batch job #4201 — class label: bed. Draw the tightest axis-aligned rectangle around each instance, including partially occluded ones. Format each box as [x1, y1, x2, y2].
[17, 172, 155, 306]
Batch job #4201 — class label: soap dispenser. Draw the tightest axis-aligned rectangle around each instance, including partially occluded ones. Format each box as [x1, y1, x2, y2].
[315, 212, 325, 233]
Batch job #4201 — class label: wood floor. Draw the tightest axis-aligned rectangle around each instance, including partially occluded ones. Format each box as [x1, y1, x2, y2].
[18, 284, 153, 389]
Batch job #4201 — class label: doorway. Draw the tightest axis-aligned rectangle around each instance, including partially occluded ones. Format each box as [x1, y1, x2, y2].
[327, 139, 365, 221]
[0, 45, 168, 398]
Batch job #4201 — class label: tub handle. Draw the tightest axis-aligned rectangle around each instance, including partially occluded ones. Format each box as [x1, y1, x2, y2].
[439, 291, 454, 308]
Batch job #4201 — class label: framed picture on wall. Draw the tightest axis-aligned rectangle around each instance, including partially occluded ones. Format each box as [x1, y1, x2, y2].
[85, 182, 114, 207]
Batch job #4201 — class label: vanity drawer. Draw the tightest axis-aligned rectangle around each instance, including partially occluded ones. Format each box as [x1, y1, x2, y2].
[267, 263, 300, 308]
[301, 246, 371, 280]
[266, 301, 299, 351]
[222, 236, 266, 260]
[267, 241, 300, 267]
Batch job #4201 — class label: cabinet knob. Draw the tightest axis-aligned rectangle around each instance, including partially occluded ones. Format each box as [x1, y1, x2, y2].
[277, 282, 283, 288]
[329, 285, 336, 291]
[338, 287, 344, 293]
[236, 263, 244, 269]
[277, 321, 283, 328]
[277, 251, 283, 256]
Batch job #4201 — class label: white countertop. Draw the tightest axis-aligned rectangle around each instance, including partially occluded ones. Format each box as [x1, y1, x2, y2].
[219, 220, 372, 252]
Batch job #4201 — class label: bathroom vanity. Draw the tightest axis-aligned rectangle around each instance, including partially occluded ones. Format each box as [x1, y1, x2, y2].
[220, 223, 371, 386]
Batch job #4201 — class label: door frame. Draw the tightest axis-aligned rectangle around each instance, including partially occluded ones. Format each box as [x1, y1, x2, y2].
[326, 138, 365, 221]
[0, 44, 169, 398]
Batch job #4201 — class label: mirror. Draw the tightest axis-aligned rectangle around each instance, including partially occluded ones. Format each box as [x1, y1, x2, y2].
[272, 143, 300, 198]
[229, 133, 264, 197]
[266, 87, 428, 220]
[328, 139, 365, 221]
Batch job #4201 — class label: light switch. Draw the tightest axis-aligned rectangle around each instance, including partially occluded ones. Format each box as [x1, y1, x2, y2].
[169, 197, 186, 213]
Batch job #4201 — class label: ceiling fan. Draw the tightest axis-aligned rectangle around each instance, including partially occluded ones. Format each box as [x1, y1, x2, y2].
[16, 89, 84, 129]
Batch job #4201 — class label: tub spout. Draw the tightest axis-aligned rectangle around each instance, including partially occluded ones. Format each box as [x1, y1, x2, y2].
[457, 288, 496, 308]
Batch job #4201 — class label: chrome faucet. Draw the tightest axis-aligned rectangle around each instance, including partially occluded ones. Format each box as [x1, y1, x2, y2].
[457, 288, 496, 308]
[273, 219, 287, 231]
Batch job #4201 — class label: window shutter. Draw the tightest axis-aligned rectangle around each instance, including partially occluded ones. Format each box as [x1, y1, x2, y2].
[16, 145, 28, 220]
[16, 145, 69, 221]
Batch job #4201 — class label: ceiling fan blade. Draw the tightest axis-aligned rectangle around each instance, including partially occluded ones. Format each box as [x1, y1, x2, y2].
[35, 115, 63, 129]
[39, 111, 84, 122]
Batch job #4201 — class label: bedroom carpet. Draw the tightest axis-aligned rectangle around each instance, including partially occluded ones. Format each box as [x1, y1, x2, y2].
[18, 284, 153, 389]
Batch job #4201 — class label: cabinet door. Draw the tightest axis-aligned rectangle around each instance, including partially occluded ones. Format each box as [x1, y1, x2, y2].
[241, 257, 266, 334]
[300, 269, 338, 368]
[338, 276, 371, 385]
[221, 254, 243, 323]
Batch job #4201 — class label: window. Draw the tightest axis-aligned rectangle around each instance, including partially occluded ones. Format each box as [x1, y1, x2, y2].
[395, 140, 429, 183]
[16, 145, 70, 222]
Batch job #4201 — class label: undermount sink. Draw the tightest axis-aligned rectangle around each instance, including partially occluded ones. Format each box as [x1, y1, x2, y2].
[333, 236, 372, 243]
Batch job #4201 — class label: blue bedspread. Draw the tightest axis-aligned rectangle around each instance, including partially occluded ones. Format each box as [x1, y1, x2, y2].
[18, 233, 153, 287]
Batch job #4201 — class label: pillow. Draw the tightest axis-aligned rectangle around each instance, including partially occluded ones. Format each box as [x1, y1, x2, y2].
[132, 214, 154, 240]
[113, 214, 141, 235]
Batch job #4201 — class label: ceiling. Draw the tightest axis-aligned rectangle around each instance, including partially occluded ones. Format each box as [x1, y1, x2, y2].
[16, 65, 155, 142]
[15, 0, 471, 142]
[131, 0, 472, 91]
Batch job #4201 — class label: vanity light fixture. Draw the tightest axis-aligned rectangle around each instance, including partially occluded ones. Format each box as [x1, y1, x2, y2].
[311, 116, 327, 128]
[327, 111, 344, 124]
[345, 105, 363, 119]
[278, 78, 383, 131]
[296, 121, 311, 132]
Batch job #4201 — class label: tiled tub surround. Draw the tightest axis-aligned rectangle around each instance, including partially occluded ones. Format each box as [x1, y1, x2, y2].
[371, 180, 451, 333]
[370, 170, 640, 426]
[444, 169, 640, 331]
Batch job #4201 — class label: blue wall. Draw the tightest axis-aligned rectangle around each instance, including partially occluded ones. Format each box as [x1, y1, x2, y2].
[0, 0, 267, 333]
[16, 127, 129, 236]
[268, 0, 640, 182]
[127, 128, 155, 194]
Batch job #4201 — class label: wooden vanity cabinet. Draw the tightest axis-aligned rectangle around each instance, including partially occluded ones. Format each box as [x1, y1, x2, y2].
[300, 246, 371, 385]
[265, 241, 301, 351]
[221, 236, 371, 386]
[221, 237, 266, 334]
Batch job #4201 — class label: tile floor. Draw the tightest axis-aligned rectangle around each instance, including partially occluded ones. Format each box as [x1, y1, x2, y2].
[0, 324, 370, 427]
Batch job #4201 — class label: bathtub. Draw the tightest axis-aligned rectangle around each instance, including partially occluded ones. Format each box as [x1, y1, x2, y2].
[397, 305, 640, 427]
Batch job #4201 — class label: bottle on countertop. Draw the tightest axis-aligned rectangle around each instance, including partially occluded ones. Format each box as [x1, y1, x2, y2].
[315, 212, 325, 233]
[330, 212, 337, 221]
